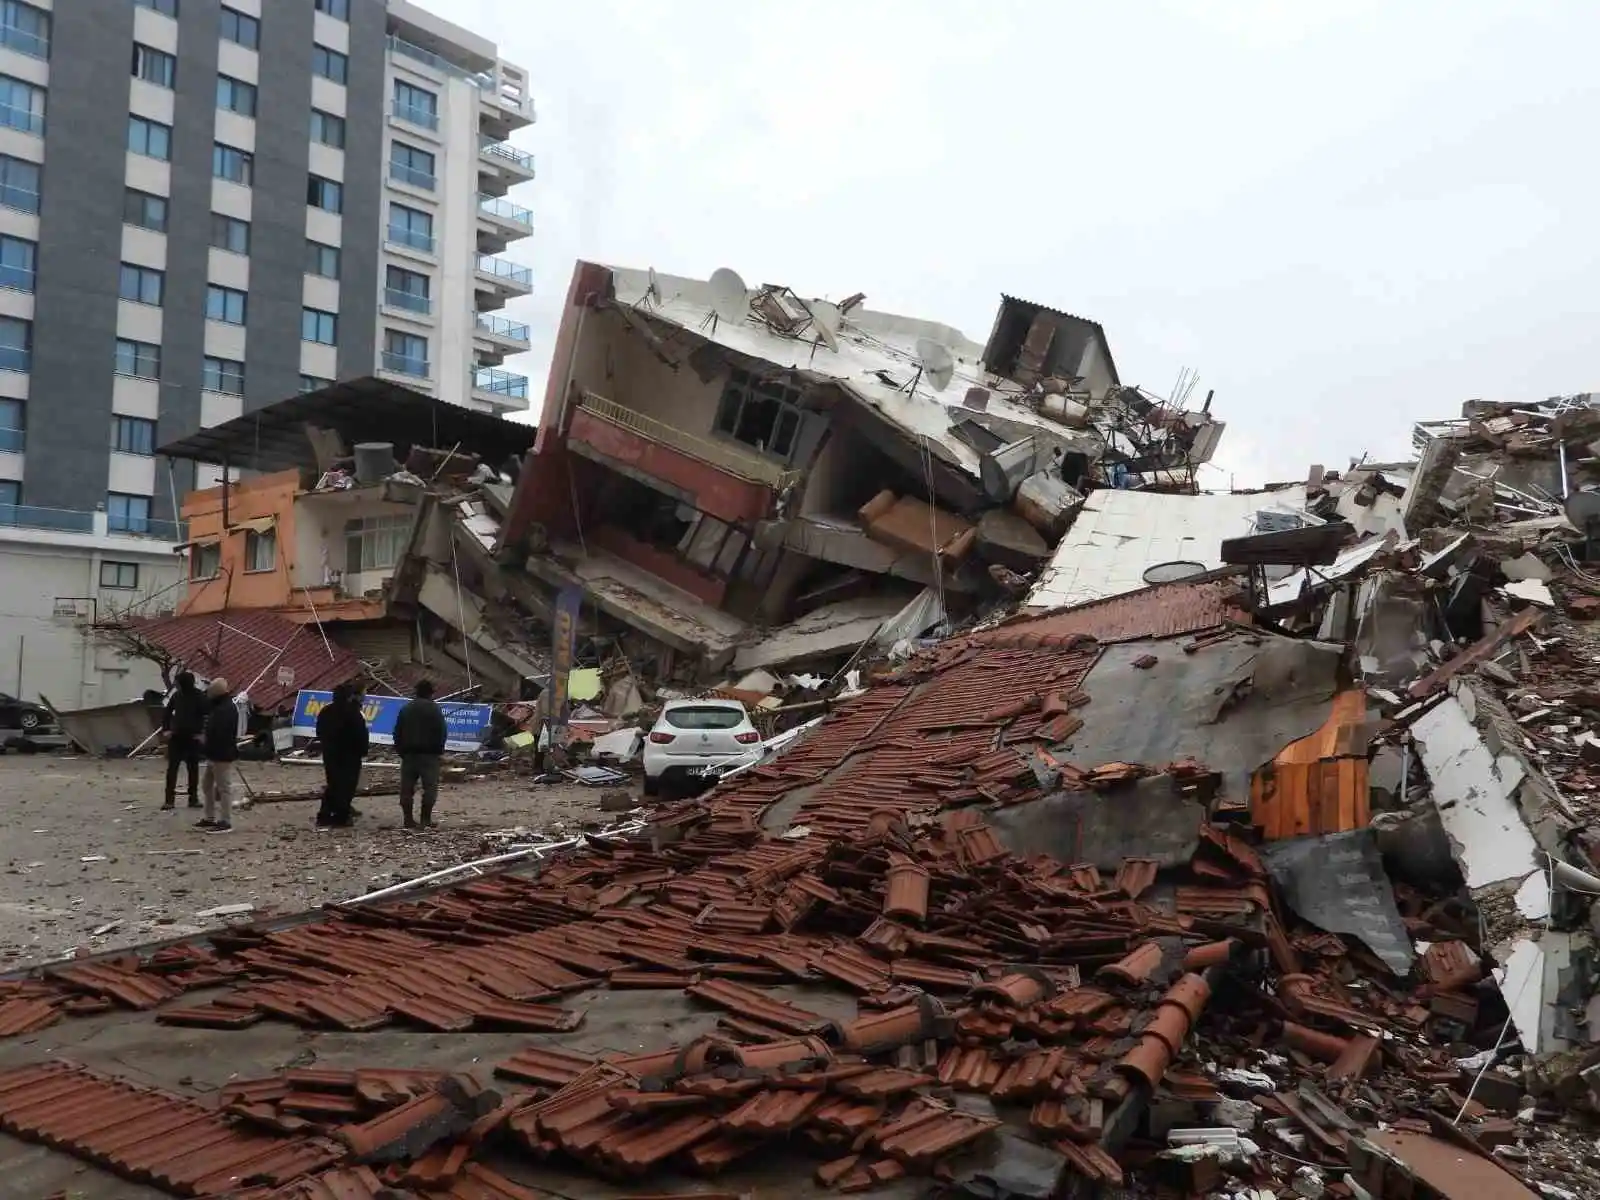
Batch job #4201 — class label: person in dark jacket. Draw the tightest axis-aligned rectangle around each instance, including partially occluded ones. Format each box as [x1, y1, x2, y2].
[160, 672, 205, 811]
[315, 684, 369, 828]
[394, 680, 447, 829]
[198, 678, 240, 832]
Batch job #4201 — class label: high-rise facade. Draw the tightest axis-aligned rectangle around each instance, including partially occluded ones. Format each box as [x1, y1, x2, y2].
[0, 0, 535, 710]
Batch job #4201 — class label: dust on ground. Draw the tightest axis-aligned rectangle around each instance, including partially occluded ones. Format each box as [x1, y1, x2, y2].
[0, 754, 633, 970]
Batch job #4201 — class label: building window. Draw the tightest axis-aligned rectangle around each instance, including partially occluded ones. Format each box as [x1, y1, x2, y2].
[0, 2, 50, 60]
[107, 493, 152, 534]
[190, 541, 220, 579]
[387, 203, 434, 253]
[346, 514, 410, 574]
[119, 263, 164, 306]
[212, 142, 252, 186]
[393, 82, 438, 130]
[384, 265, 430, 314]
[0, 154, 37, 213]
[115, 338, 161, 380]
[382, 330, 428, 377]
[134, 0, 179, 15]
[210, 213, 249, 255]
[714, 368, 809, 462]
[123, 188, 168, 233]
[299, 375, 330, 393]
[305, 240, 340, 278]
[0, 479, 17, 511]
[301, 307, 337, 345]
[0, 397, 20, 452]
[315, 0, 350, 20]
[306, 174, 342, 213]
[389, 141, 435, 191]
[219, 7, 256, 49]
[312, 44, 347, 85]
[111, 415, 156, 456]
[0, 315, 27, 372]
[244, 527, 275, 572]
[206, 284, 247, 325]
[216, 75, 256, 117]
[127, 115, 172, 161]
[100, 561, 139, 590]
[0, 74, 44, 135]
[132, 44, 176, 89]
[203, 355, 244, 395]
[310, 108, 345, 149]
[0, 234, 33, 292]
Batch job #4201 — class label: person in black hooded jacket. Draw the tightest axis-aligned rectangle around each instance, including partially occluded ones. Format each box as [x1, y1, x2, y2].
[160, 671, 205, 810]
[315, 684, 369, 828]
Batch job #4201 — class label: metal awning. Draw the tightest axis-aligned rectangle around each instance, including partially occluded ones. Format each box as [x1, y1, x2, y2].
[228, 516, 276, 534]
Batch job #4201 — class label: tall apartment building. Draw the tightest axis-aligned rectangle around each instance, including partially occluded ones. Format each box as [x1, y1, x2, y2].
[0, 0, 535, 710]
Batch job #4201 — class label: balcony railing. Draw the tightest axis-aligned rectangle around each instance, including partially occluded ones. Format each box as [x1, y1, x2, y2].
[387, 224, 435, 254]
[382, 351, 430, 378]
[576, 391, 803, 490]
[475, 312, 530, 343]
[476, 255, 531, 288]
[390, 100, 439, 131]
[389, 160, 436, 191]
[0, 346, 29, 373]
[0, 102, 42, 137]
[479, 138, 534, 174]
[0, 505, 93, 534]
[478, 194, 533, 229]
[473, 367, 528, 400]
[113, 517, 184, 541]
[385, 287, 431, 315]
[0, 425, 22, 452]
[0, 22, 48, 60]
[388, 35, 494, 90]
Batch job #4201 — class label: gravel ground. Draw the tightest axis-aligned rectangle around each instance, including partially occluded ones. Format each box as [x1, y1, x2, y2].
[0, 754, 633, 970]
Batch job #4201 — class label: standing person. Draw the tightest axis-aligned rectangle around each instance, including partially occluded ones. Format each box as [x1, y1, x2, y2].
[198, 677, 239, 833]
[160, 672, 205, 811]
[394, 680, 447, 830]
[315, 685, 368, 828]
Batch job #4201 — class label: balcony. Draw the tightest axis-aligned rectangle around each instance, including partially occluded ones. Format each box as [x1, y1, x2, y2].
[390, 99, 439, 132]
[381, 351, 430, 378]
[0, 21, 47, 60]
[568, 390, 800, 526]
[0, 505, 184, 541]
[475, 254, 532, 298]
[389, 160, 436, 192]
[473, 366, 528, 402]
[0, 425, 20, 452]
[386, 223, 435, 255]
[475, 312, 530, 349]
[384, 287, 432, 316]
[477, 193, 534, 236]
[479, 137, 535, 181]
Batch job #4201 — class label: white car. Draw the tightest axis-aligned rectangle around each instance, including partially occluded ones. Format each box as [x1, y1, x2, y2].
[642, 698, 762, 796]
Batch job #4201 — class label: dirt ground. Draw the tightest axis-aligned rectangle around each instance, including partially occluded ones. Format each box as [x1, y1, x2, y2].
[0, 754, 635, 970]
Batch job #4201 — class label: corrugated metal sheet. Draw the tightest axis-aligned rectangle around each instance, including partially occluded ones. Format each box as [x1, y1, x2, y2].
[132, 611, 361, 711]
[1251, 690, 1372, 840]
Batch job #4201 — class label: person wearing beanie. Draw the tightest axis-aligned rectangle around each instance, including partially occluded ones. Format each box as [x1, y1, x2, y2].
[198, 677, 239, 832]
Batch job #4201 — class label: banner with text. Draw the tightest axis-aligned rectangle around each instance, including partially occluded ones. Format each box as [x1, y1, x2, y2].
[289, 690, 493, 753]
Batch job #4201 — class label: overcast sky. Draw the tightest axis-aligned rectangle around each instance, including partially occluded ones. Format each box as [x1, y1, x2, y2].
[423, 0, 1600, 487]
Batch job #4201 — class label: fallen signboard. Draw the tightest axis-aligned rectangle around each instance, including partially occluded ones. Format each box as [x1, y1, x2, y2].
[289, 690, 493, 752]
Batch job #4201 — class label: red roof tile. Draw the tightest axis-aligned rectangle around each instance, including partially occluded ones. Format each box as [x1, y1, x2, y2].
[130, 610, 362, 711]
[976, 577, 1244, 647]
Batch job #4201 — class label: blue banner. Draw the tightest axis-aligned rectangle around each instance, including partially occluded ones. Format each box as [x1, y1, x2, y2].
[290, 690, 493, 753]
[547, 585, 584, 732]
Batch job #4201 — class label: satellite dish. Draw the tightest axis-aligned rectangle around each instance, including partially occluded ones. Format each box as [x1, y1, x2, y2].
[801, 299, 841, 352]
[708, 268, 749, 323]
[644, 266, 661, 307]
[1143, 560, 1208, 585]
[915, 338, 955, 392]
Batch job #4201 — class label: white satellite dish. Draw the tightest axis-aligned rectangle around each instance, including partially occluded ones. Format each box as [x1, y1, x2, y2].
[644, 266, 662, 307]
[802, 299, 841, 352]
[915, 338, 955, 392]
[708, 268, 749, 323]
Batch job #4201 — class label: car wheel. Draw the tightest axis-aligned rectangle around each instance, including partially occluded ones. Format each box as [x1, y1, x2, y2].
[18, 710, 40, 730]
[642, 775, 660, 797]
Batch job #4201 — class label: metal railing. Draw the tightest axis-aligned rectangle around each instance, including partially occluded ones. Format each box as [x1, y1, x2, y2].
[382, 351, 430, 378]
[388, 160, 435, 191]
[0, 22, 47, 60]
[0, 181, 36, 214]
[475, 312, 529, 342]
[386, 224, 434, 254]
[478, 194, 533, 228]
[384, 287, 431, 315]
[387, 34, 494, 90]
[390, 100, 438, 131]
[113, 517, 184, 541]
[0, 505, 93, 534]
[0, 346, 28, 373]
[473, 367, 528, 399]
[0, 102, 42, 137]
[576, 391, 803, 490]
[479, 138, 534, 174]
[476, 255, 532, 287]
[0, 425, 21, 452]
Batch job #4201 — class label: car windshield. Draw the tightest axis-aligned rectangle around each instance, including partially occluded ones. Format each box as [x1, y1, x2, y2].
[663, 705, 746, 730]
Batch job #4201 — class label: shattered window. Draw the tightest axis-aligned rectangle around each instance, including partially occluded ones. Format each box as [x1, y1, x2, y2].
[190, 543, 221, 580]
[714, 368, 806, 462]
[345, 514, 411, 574]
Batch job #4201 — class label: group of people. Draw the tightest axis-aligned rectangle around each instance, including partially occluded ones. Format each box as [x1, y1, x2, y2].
[160, 675, 452, 832]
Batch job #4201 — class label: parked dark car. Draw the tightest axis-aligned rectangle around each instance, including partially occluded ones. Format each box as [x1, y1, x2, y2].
[0, 692, 49, 731]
